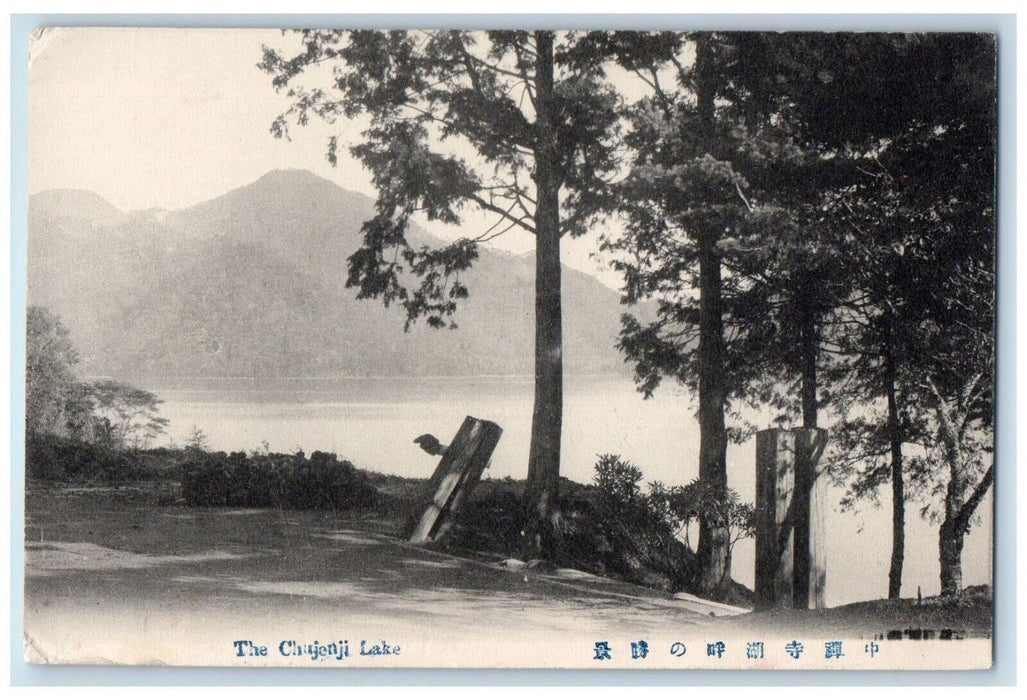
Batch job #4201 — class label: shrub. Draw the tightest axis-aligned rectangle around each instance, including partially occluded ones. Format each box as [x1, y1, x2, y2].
[180, 450, 377, 511]
[585, 454, 700, 589]
[655, 478, 757, 556]
[593, 454, 756, 557]
[444, 464, 702, 592]
[593, 453, 645, 503]
[26, 431, 156, 483]
[442, 479, 524, 552]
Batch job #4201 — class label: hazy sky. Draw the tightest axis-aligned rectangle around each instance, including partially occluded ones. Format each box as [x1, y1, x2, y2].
[28, 27, 621, 283]
[29, 28, 368, 209]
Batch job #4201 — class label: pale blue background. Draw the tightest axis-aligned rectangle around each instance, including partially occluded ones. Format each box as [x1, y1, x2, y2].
[9, 12, 1017, 686]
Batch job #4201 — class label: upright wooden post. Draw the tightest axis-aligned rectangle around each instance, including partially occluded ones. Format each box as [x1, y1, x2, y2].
[793, 428, 828, 609]
[755, 427, 828, 611]
[408, 416, 503, 545]
[755, 429, 795, 609]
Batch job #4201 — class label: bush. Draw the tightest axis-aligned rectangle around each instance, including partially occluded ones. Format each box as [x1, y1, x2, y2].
[180, 449, 377, 511]
[589, 456, 757, 603]
[26, 431, 159, 483]
[655, 478, 756, 555]
[584, 454, 700, 590]
[442, 465, 702, 592]
[442, 479, 524, 552]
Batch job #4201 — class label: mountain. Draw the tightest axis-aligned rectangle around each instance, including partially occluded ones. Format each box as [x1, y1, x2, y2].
[29, 189, 129, 229]
[27, 169, 639, 381]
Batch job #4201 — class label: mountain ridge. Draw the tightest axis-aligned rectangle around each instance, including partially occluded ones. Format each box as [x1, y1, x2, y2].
[27, 169, 638, 381]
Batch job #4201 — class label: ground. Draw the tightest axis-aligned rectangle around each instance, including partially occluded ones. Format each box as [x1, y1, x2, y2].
[22, 484, 992, 669]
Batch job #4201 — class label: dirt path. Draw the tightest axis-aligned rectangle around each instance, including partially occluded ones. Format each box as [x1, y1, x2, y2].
[24, 488, 721, 666]
[22, 487, 991, 669]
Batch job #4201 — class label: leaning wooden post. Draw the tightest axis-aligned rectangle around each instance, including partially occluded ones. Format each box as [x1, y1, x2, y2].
[408, 416, 503, 545]
[754, 427, 828, 611]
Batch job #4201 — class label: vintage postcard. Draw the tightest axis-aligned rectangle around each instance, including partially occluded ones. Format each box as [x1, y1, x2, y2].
[21, 25, 998, 670]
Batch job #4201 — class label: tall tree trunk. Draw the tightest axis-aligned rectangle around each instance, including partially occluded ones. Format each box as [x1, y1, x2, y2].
[522, 31, 564, 560]
[938, 518, 964, 597]
[883, 319, 905, 600]
[937, 416, 966, 597]
[693, 35, 731, 597]
[799, 295, 818, 429]
[938, 457, 992, 597]
[792, 294, 820, 608]
[696, 231, 730, 594]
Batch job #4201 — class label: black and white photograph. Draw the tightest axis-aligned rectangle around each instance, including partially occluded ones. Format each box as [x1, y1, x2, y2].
[21, 25, 999, 669]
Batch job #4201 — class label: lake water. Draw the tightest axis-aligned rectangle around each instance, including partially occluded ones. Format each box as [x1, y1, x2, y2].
[149, 375, 992, 607]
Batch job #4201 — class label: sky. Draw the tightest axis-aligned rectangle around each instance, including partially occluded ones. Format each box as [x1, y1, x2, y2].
[27, 27, 623, 285]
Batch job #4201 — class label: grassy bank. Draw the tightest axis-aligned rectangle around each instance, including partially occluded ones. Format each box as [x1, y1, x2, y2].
[24, 484, 992, 644]
[26, 434, 732, 598]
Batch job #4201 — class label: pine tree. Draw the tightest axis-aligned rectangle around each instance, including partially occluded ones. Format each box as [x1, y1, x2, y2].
[605, 32, 817, 596]
[261, 30, 623, 557]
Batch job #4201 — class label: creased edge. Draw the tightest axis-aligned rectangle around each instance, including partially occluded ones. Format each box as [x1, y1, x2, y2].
[28, 27, 66, 73]
[23, 632, 48, 664]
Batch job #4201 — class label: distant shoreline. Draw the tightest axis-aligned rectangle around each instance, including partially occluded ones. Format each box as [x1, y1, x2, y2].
[86, 374, 639, 392]
[84, 374, 630, 381]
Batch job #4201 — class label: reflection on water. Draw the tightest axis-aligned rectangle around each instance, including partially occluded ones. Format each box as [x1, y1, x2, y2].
[154, 376, 700, 488]
[148, 375, 992, 606]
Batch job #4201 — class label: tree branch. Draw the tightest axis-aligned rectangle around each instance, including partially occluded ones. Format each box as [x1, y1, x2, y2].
[511, 42, 537, 112]
[733, 181, 755, 213]
[468, 193, 537, 234]
[924, 375, 958, 448]
[955, 464, 994, 532]
[461, 45, 534, 84]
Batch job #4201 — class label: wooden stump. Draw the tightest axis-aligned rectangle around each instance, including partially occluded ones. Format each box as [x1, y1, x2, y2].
[755, 427, 827, 610]
[408, 416, 503, 545]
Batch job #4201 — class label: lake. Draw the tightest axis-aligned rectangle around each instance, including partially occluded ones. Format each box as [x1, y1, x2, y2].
[149, 375, 992, 607]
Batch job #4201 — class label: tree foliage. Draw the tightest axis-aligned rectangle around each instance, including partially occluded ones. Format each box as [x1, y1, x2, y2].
[811, 33, 997, 596]
[262, 30, 632, 558]
[26, 306, 89, 437]
[601, 31, 831, 596]
[592, 453, 754, 591]
[86, 379, 170, 450]
[261, 30, 621, 328]
[260, 30, 997, 595]
[25, 306, 169, 451]
[602, 31, 996, 597]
